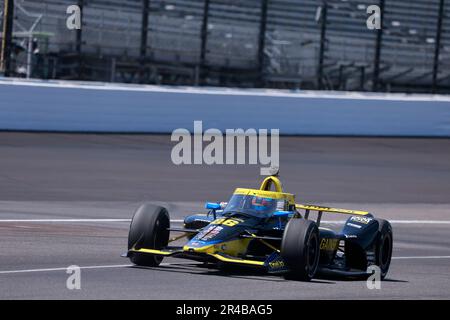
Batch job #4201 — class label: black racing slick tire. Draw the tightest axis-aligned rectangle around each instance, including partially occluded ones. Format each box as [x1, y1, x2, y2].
[374, 219, 393, 279]
[281, 219, 320, 281]
[128, 204, 170, 267]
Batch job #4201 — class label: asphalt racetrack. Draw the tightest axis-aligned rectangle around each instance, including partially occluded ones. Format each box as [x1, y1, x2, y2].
[0, 132, 449, 299]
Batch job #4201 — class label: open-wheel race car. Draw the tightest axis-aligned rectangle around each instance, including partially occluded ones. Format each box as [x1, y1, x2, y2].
[123, 174, 393, 281]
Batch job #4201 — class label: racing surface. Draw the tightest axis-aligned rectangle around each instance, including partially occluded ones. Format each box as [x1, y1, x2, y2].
[0, 133, 449, 299]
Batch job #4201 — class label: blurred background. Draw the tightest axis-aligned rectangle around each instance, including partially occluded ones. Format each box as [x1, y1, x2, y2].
[0, 0, 449, 93]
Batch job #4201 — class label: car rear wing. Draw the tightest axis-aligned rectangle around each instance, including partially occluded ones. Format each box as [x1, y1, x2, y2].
[295, 204, 370, 226]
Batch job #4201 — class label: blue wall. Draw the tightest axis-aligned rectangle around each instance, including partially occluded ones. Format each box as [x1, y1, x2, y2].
[1, 79, 450, 136]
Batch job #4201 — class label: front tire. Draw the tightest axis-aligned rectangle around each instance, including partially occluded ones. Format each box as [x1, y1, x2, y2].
[128, 204, 170, 267]
[281, 219, 320, 281]
[374, 219, 393, 279]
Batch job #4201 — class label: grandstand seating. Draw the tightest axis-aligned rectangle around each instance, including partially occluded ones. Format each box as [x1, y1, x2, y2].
[1, 0, 449, 91]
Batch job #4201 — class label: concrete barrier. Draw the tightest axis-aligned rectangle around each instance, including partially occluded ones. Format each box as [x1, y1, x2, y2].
[1, 78, 450, 136]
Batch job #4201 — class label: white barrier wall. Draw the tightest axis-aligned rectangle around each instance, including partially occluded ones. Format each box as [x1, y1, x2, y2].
[1, 78, 450, 136]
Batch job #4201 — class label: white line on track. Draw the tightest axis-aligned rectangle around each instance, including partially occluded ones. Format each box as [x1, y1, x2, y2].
[321, 220, 450, 224]
[389, 220, 450, 224]
[0, 264, 132, 274]
[0, 262, 198, 275]
[0, 219, 132, 222]
[392, 256, 450, 260]
[0, 219, 449, 224]
[0, 218, 450, 224]
[1, 256, 450, 275]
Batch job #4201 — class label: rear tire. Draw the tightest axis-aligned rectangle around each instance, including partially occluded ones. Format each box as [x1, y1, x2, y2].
[128, 204, 170, 267]
[374, 219, 393, 279]
[281, 219, 320, 281]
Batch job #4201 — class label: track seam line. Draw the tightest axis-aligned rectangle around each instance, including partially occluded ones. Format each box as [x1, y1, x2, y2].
[392, 256, 450, 260]
[1, 219, 450, 224]
[0, 262, 199, 275]
[0, 219, 132, 222]
[1, 257, 450, 275]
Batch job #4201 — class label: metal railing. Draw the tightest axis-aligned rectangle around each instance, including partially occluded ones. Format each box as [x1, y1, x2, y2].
[1, 0, 448, 92]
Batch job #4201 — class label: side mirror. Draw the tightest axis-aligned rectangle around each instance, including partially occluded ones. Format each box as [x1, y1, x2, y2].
[273, 211, 292, 217]
[205, 202, 221, 210]
[219, 202, 228, 209]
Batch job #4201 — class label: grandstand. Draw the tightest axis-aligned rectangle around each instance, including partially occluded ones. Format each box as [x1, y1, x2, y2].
[0, 0, 449, 92]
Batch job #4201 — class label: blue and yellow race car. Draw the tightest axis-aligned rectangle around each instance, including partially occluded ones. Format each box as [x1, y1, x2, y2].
[124, 174, 393, 281]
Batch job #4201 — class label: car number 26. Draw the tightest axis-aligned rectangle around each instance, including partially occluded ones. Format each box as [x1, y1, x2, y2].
[212, 218, 242, 227]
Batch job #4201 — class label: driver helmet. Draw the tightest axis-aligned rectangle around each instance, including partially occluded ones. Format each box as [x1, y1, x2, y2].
[251, 197, 274, 211]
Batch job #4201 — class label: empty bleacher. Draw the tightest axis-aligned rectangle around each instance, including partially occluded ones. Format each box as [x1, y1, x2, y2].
[1, 0, 449, 92]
